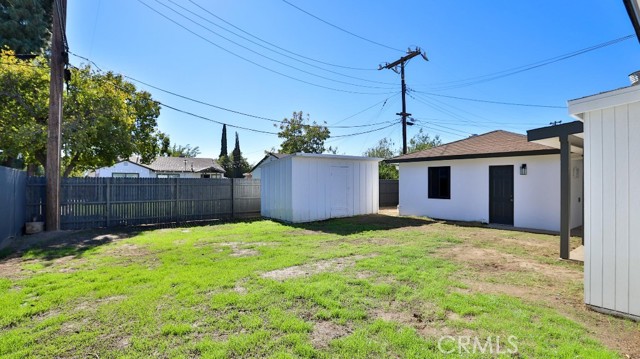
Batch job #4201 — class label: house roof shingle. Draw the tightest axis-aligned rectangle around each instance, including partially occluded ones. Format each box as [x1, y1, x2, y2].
[388, 130, 559, 163]
[131, 156, 225, 173]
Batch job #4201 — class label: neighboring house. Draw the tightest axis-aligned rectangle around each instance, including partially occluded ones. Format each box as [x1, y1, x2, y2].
[261, 153, 380, 223]
[250, 152, 290, 179]
[387, 130, 583, 232]
[92, 156, 225, 178]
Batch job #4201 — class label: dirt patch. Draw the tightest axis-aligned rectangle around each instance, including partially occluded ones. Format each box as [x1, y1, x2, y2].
[441, 246, 582, 282]
[370, 304, 475, 339]
[436, 239, 640, 358]
[310, 321, 352, 348]
[75, 295, 128, 312]
[261, 255, 376, 281]
[217, 242, 273, 258]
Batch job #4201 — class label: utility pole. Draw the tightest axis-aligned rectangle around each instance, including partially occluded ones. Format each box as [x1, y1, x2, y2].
[46, 0, 68, 231]
[379, 48, 428, 154]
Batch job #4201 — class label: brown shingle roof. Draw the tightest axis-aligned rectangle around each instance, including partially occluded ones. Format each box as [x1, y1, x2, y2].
[388, 130, 558, 163]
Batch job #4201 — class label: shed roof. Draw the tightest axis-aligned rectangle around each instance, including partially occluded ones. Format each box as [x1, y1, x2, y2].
[387, 130, 558, 163]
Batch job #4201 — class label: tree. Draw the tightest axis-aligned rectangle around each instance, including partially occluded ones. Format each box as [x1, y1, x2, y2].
[408, 128, 441, 153]
[277, 111, 333, 154]
[167, 144, 200, 158]
[219, 124, 227, 157]
[0, 50, 164, 176]
[229, 132, 250, 178]
[364, 138, 399, 180]
[0, 0, 52, 54]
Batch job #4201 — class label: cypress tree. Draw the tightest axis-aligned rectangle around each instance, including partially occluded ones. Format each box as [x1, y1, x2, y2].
[232, 132, 242, 178]
[219, 124, 228, 157]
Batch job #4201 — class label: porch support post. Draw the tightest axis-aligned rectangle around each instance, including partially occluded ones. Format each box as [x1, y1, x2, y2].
[560, 134, 571, 260]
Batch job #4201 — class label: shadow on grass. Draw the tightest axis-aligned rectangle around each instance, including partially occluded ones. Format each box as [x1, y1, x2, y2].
[0, 216, 265, 263]
[290, 214, 435, 236]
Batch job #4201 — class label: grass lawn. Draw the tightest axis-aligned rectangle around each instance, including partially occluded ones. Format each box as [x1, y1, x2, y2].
[0, 215, 638, 358]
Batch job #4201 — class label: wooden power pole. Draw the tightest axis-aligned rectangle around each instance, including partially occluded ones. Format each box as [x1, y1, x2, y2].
[46, 0, 68, 231]
[379, 48, 428, 154]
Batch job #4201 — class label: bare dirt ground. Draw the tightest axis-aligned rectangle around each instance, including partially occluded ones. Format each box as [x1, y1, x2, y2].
[261, 254, 376, 281]
[426, 223, 640, 358]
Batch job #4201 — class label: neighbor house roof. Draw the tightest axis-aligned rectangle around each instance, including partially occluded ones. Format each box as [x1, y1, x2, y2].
[148, 157, 225, 173]
[387, 130, 559, 163]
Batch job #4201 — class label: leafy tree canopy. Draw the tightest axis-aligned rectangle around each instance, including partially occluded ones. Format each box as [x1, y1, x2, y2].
[408, 128, 441, 153]
[0, 49, 164, 176]
[0, 0, 52, 54]
[363, 138, 399, 180]
[277, 111, 334, 154]
[165, 143, 200, 158]
[364, 129, 442, 179]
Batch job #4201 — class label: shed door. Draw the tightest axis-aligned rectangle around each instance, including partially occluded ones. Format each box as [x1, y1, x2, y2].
[330, 166, 349, 217]
[489, 165, 514, 225]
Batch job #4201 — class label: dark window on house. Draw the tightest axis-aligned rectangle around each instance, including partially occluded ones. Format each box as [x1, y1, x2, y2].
[112, 173, 139, 178]
[428, 166, 450, 199]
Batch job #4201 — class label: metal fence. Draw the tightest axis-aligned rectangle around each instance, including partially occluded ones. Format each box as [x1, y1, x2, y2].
[0, 167, 26, 247]
[26, 177, 261, 230]
[379, 179, 399, 207]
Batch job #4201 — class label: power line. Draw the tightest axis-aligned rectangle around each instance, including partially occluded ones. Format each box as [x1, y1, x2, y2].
[410, 89, 566, 109]
[186, 0, 377, 71]
[70, 51, 401, 129]
[331, 121, 399, 138]
[418, 34, 635, 91]
[280, 0, 404, 53]
[153, 0, 396, 90]
[135, 0, 394, 95]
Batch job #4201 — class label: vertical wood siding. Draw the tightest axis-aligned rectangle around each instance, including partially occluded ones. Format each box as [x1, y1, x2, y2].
[585, 102, 640, 317]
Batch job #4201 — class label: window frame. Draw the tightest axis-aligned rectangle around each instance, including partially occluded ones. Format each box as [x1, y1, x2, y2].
[428, 166, 451, 199]
[112, 172, 139, 178]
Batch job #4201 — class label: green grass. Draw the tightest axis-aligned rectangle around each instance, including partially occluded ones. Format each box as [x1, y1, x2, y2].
[0, 216, 625, 358]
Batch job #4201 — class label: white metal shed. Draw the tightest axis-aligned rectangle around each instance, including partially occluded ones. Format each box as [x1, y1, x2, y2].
[260, 153, 380, 223]
[569, 84, 640, 321]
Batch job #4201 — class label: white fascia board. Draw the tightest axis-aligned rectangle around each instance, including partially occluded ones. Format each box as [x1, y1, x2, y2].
[568, 85, 640, 117]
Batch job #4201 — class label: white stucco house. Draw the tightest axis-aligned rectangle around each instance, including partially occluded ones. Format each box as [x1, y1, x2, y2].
[91, 156, 226, 178]
[388, 130, 583, 232]
[261, 153, 380, 223]
[250, 153, 290, 179]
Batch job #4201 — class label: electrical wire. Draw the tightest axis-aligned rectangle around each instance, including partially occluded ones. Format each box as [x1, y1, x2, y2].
[70, 52, 400, 129]
[410, 89, 567, 109]
[186, 0, 378, 71]
[418, 34, 634, 91]
[136, 0, 394, 95]
[280, 0, 404, 53]
[153, 0, 395, 90]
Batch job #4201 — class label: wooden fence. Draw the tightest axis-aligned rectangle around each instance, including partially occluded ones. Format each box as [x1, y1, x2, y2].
[26, 177, 260, 230]
[379, 179, 399, 207]
[0, 167, 26, 248]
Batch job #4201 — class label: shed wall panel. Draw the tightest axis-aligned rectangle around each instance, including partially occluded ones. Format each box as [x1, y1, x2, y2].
[601, 107, 617, 310]
[629, 102, 640, 317]
[614, 105, 630, 313]
[583, 112, 591, 304]
[588, 111, 604, 308]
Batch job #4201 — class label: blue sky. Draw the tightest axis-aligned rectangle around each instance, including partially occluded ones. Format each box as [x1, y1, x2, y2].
[67, 0, 639, 164]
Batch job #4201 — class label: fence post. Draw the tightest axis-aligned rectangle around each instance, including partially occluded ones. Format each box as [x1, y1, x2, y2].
[174, 178, 180, 225]
[106, 178, 111, 227]
[231, 178, 235, 219]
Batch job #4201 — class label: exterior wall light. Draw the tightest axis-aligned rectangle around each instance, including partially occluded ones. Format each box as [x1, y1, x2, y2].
[520, 164, 527, 175]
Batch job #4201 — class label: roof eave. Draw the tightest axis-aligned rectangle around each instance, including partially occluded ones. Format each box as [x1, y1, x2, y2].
[385, 149, 561, 164]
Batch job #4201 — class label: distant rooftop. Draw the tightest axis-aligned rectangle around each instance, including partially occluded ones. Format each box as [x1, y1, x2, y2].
[130, 156, 225, 173]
